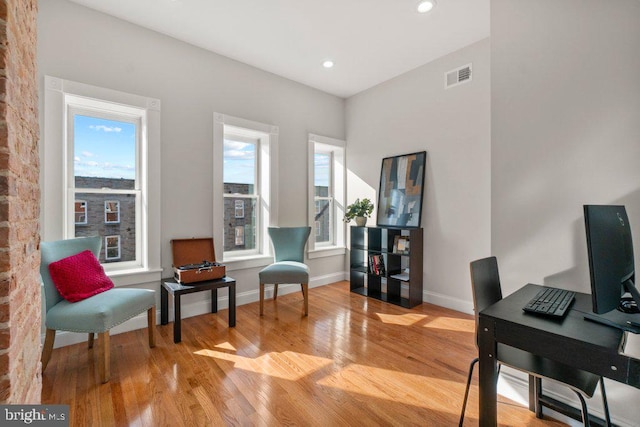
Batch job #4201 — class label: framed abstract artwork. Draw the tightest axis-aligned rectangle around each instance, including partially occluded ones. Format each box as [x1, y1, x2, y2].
[376, 151, 426, 228]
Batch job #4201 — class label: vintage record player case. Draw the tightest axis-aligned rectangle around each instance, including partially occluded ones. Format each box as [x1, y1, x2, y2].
[171, 238, 225, 283]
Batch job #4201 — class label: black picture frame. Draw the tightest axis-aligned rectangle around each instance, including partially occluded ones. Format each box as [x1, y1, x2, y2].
[376, 151, 426, 228]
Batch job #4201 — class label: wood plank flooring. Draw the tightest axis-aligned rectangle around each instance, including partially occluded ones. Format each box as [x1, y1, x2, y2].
[41, 281, 566, 426]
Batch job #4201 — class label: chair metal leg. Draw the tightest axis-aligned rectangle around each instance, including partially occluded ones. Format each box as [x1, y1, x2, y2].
[88, 333, 95, 349]
[41, 328, 56, 371]
[302, 283, 309, 316]
[260, 283, 265, 316]
[147, 307, 156, 348]
[459, 357, 478, 427]
[600, 378, 611, 427]
[273, 284, 279, 300]
[574, 391, 589, 426]
[99, 331, 110, 383]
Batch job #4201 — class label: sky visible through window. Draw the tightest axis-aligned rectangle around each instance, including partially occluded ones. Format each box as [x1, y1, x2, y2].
[223, 138, 330, 187]
[314, 153, 330, 189]
[74, 115, 136, 179]
[224, 139, 256, 185]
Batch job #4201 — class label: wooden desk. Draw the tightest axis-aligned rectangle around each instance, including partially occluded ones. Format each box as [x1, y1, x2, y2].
[160, 276, 236, 343]
[478, 283, 640, 426]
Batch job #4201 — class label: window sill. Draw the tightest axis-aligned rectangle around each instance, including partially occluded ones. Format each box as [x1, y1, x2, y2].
[107, 267, 163, 287]
[222, 254, 273, 271]
[308, 246, 346, 259]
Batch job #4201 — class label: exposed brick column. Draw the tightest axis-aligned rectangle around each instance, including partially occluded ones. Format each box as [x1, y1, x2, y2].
[0, 0, 41, 403]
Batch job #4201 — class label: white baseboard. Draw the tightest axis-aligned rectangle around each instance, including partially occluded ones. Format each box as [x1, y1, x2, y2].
[499, 370, 633, 427]
[47, 271, 349, 349]
[423, 290, 474, 314]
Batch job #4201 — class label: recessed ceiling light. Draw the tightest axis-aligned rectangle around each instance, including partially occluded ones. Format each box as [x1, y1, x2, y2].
[322, 60, 334, 69]
[416, 0, 437, 13]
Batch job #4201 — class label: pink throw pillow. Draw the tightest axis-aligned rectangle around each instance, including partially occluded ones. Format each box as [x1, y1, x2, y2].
[48, 250, 114, 302]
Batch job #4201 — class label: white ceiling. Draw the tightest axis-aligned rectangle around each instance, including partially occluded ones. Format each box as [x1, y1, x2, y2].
[68, 0, 490, 98]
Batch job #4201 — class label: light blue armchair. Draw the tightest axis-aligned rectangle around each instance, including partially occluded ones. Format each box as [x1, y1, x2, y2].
[259, 227, 311, 316]
[40, 236, 156, 383]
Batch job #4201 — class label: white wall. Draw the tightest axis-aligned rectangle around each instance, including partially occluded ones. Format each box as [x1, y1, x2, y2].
[345, 39, 491, 313]
[37, 0, 346, 344]
[492, 1, 640, 424]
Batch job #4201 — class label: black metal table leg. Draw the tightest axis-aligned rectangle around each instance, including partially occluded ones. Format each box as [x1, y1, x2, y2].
[478, 316, 498, 426]
[229, 281, 236, 327]
[174, 294, 181, 343]
[161, 285, 168, 325]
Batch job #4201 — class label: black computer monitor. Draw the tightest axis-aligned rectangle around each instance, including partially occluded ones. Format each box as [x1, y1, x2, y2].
[584, 205, 640, 315]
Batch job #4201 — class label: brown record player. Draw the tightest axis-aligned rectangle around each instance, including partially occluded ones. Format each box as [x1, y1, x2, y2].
[171, 238, 226, 284]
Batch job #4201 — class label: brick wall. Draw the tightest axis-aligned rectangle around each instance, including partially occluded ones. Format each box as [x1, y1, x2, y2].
[0, 0, 41, 403]
[223, 183, 256, 252]
[74, 177, 136, 262]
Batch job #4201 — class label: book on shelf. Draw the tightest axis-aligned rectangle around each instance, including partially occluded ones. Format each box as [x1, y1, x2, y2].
[393, 235, 410, 254]
[368, 254, 386, 276]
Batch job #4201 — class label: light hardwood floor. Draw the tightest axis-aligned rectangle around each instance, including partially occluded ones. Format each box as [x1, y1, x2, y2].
[42, 281, 566, 426]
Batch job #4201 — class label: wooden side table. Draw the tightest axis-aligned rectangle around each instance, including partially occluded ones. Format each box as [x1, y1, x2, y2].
[160, 276, 236, 343]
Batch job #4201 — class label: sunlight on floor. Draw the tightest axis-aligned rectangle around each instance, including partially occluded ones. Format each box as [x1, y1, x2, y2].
[317, 363, 460, 410]
[213, 341, 237, 351]
[421, 316, 474, 332]
[194, 349, 333, 381]
[375, 312, 428, 326]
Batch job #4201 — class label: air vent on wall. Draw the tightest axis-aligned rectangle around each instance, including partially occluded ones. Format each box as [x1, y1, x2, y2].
[445, 63, 472, 89]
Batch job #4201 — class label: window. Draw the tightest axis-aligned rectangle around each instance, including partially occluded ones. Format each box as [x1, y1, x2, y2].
[43, 76, 162, 285]
[75, 200, 87, 224]
[214, 113, 278, 267]
[314, 151, 333, 245]
[104, 201, 120, 223]
[68, 109, 137, 264]
[308, 134, 346, 257]
[105, 235, 121, 261]
[234, 200, 245, 218]
[235, 226, 245, 246]
[223, 134, 257, 253]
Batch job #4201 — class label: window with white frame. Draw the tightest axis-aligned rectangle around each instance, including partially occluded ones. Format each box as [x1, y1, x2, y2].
[104, 200, 120, 223]
[234, 200, 245, 218]
[235, 226, 245, 246]
[105, 235, 121, 260]
[314, 150, 333, 245]
[74, 200, 87, 225]
[308, 134, 346, 257]
[223, 134, 258, 253]
[43, 76, 162, 283]
[214, 113, 277, 265]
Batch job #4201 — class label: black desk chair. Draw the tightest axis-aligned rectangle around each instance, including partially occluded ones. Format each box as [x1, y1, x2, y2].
[459, 256, 611, 426]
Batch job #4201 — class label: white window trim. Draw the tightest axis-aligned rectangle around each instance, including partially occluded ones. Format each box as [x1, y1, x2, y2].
[105, 235, 121, 260]
[104, 200, 120, 224]
[43, 76, 162, 286]
[308, 134, 346, 259]
[214, 113, 278, 270]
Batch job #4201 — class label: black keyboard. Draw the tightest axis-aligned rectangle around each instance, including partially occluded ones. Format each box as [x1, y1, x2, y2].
[523, 287, 575, 318]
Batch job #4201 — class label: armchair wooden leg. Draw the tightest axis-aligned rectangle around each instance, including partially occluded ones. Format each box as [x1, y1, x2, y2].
[260, 283, 265, 316]
[88, 333, 95, 349]
[302, 283, 309, 316]
[273, 284, 279, 300]
[41, 328, 56, 371]
[147, 307, 156, 348]
[99, 331, 110, 383]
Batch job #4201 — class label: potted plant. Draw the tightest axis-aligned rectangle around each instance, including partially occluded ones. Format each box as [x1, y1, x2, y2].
[344, 198, 374, 226]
